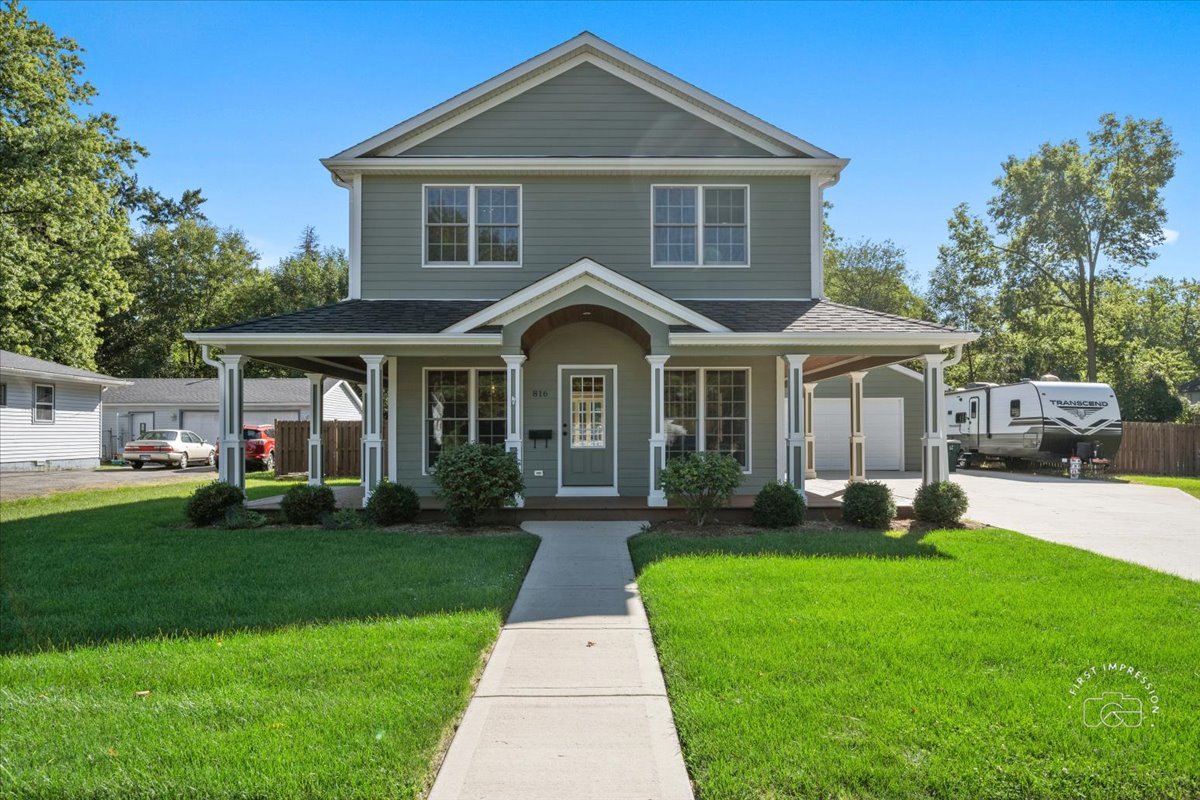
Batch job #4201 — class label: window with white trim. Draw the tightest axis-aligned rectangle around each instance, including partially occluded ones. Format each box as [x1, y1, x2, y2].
[664, 368, 750, 469]
[653, 186, 747, 266]
[33, 383, 54, 423]
[424, 368, 508, 469]
[424, 185, 521, 266]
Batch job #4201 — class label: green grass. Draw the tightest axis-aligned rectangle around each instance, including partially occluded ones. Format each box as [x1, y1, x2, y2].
[630, 528, 1200, 799]
[1117, 474, 1200, 500]
[0, 477, 540, 798]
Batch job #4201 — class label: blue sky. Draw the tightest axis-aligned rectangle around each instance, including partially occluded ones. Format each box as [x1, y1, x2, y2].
[27, 0, 1200, 283]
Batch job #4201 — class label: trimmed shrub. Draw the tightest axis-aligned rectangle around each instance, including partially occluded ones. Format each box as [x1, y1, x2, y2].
[842, 480, 896, 528]
[366, 480, 420, 525]
[913, 480, 969, 526]
[752, 480, 806, 527]
[432, 443, 524, 527]
[186, 481, 245, 527]
[322, 508, 365, 530]
[661, 452, 744, 526]
[280, 484, 336, 525]
[219, 508, 267, 530]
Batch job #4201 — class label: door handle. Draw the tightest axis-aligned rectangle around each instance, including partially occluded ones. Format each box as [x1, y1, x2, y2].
[562, 422, 567, 436]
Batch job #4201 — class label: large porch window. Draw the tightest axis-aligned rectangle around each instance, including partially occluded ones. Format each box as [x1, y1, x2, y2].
[424, 368, 507, 470]
[664, 368, 750, 470]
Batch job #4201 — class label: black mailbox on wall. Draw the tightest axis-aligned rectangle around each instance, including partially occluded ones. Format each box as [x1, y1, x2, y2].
[528, 429, 553, 448]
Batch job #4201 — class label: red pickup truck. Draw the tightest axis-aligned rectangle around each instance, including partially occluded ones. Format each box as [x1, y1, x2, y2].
[215, 424, 277, 472]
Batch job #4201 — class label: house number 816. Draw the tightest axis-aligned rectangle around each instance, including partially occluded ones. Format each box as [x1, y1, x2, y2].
[531, 389, 549, 398]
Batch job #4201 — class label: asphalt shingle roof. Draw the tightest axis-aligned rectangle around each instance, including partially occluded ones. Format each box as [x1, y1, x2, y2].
[678, 300, 960, 334]
[0, 350, 128, 384]
[104, 378, 337, 406]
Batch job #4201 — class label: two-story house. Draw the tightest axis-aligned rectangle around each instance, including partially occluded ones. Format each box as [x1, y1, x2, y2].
[187, 33, 975, 506]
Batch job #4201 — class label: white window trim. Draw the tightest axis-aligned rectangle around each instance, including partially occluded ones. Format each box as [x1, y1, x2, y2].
[421, 366, 508, 474]
[664, 367, 752, 474]
[650, 184, 751, 268]
[33, 382, 55, 424]
[422, 184, 523, 269]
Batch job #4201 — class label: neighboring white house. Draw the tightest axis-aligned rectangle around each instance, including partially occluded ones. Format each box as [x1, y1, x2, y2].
[0, 350, 131, 472]
[101, 378, 362, 458]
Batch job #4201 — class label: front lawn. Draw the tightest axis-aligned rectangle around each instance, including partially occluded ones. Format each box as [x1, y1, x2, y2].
[0, 478, 539, 798]
[630, 527, 1200, 799]
[1118, 473, 1200, 500]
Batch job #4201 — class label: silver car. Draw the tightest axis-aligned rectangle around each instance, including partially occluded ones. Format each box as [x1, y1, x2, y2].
[123, 429, 216, 470]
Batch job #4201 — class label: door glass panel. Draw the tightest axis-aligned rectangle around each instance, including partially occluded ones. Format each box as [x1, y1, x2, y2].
[570, 375, 605, 449]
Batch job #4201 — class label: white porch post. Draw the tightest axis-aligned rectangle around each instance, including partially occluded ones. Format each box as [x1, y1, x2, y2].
[306, 373, 325, 486]
[647, 354, 670, 507]
[387, 357, 399, 481]
[922, 352, 949, 485]
[784, 354, 807, 492]
[848, 370, 867, 483]
[503, 354, 527, 508]
[803, 382, 817, 479]
[361, 355, 385, 506]
[217, 354, 245, 492]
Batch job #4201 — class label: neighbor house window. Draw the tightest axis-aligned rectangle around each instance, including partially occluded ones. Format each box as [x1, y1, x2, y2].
[653, 186, 748, 266]
[0, 383, 7, 407]
[664, 368, 750, 470]
[424, 368, 508, 470]
[33, 384, 54, 423]
[424, 185, 521, 266]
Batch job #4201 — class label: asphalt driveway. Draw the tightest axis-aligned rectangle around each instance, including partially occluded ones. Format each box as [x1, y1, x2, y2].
[0, 466, 216, 502]
[811, 470, 1200, 582]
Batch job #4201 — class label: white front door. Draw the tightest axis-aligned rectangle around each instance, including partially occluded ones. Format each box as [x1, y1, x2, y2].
[813, 397, 905, 471]
[130, 412, 154, 441]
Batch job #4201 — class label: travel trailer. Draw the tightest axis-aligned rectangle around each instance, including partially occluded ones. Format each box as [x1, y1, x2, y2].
[946, 378, 1122, 467]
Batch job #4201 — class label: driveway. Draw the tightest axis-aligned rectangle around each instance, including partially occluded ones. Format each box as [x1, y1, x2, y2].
[0, 466, 217, 502]
[810, 470, 1200, 582]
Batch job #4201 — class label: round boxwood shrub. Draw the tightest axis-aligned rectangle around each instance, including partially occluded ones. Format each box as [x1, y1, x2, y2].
[913, 480, 969, 526]
[280, 483, 336, 525]
[661, 452, 744, 526]
[186, 481, 245, 526]
[322, 508, 365, 530]
[432, 443, 524, 527]
[841, 480, 896, 528]
[752, 480, 806, 527]
[366, 479, 420, 525]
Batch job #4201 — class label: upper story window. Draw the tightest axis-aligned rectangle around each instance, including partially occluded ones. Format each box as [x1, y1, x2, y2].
[652, 185, 748, 267]
[424, 185, 521, 267]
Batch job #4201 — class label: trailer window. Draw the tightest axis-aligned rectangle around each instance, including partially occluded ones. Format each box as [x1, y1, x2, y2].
[969, 398, 978, 419]
[955, 412, 968, 424]
[1010, 399, 1020, 418]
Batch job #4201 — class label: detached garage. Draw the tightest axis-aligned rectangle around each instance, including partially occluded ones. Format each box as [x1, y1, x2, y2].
[102, 377, 362, 458]
[812, 364, 924, 473]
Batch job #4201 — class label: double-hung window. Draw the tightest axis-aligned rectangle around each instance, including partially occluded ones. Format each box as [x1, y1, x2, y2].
[424, 368, 508, 470]
[33, 384, 54, 423]
[424, 185, 521, 266]
[663, 368, 750, 469]
[652, 186, 748, 266]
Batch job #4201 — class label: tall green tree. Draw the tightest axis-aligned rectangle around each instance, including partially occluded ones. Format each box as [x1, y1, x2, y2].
[0, 0, 143, 368]
[824, 235, 928, 319]
[263, 227, 348, 315]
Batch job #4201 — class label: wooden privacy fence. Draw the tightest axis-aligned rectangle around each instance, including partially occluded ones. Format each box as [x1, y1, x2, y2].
[274, 420, 367, 478]
[1111, 421, 1199, 477]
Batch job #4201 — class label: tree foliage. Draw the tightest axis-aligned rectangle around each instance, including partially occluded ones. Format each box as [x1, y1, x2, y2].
[0, 0, 143, 368]
[823, 220, 928, 318]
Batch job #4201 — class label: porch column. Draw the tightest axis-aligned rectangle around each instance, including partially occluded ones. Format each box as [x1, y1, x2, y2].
[306, 373, 325, 486]
[361, 354, 385, 506]
[647, 354, 670, 507]
[921, 352, 949, 485]
[217, 354, 245, 492]
[803, 382, 817, 479]
[387, 357, 399, 481]
[502, 354, 526, 508]
[848, 370, 867, 483]
[783, 354, 808, 492]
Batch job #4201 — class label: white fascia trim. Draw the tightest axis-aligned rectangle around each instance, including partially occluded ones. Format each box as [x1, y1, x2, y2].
[331, 33, 836, 160]
[184, 332, 504, 347]
[444, 258, 730, 334]
[0, 367, 130, 387]
[887, 363, 925, 382]
[322, 156, 848, 179]
[669, 331, 981, 347]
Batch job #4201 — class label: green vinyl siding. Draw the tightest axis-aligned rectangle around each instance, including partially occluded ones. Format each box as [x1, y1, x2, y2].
[813, 367, 924, 471]
[402, 62, 774, 158]
[361, 175, 811, 300]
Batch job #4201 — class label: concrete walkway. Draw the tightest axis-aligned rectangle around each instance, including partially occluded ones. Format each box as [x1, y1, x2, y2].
[428, 521, 693, 800]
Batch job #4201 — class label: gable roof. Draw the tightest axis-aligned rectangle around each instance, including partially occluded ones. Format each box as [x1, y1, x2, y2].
[0, 350, 130, 387]
[328, 32, 837, 161]
[104, 378, 350, 407]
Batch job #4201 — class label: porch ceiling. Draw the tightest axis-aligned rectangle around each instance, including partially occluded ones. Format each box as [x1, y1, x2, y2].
[804, 354, 920, 382]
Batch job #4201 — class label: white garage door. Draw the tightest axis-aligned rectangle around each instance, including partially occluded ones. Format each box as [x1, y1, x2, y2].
[813, 398, 904, 471]
[180, 411, 219, 444]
